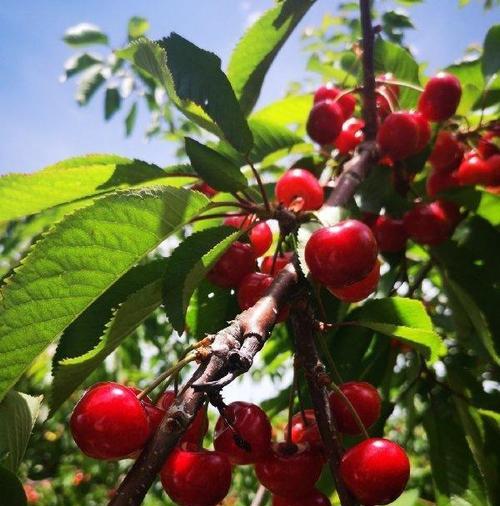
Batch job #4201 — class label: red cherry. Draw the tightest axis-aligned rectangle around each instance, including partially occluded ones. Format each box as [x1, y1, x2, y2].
[377, 112, 420, 161]
[418, 72, 462, 122]
[255, 442, 323, 499]
[340, 438, 410, 505]
[457, 154, 500, 187]
[429, 131, 464, 173]
[214, 401, 272, 465]
[207, 241, 256, 288]
[192, 181, 217, 198]
[403, 200, 460, 246]
[272, 488, 331, 506]
[426, 169, 460, 197]
[261, 252, 294, 275]
[335, 118, 365, 155]
[486, 154, 500, 186]
[249, 222, 273, 257]
[285, 410, 322, 451]
[156, 391, 209, 446]
[313, 85, 356, 119]
[161, 445, 232, 506]
[371, 215, 407, 253]
[223, 214, 253, 230]
[329, 382, 381, 435]
[70, 382, 150, 460]
[275, 169, 324, 210]
[307, 100, 344, 145]
[305, 220, 378, 288]
[413, 112, 431, 152]
[328, 260, 380, 303]
[478, 130, 500, 159]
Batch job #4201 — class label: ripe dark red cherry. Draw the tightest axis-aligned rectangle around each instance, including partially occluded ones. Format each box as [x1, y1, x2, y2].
[403, 200, 460, 246]
[214, 401, 272, 465]
[335, 118, 365, 155]
[261, 252, 294, 275]
[275, 169, 324, 210]
[478, 129, 500, 159]
[418, 72, 462, 122]
[285, 410, 322, 450]
[156, 391, 209, 445]
[70, 382, 150, 460]
[249, 221, 273, 257]
[313, 85, 356, 119]
[429, 131, 464, 173]
[272, 488, 331, 506]
[160, 445, 232, 506]
[305, 220, 378, 288]
[377, 112, 420, 161]
[223, 214, 253, 230]
[328, 260, 380, 303]
[340, 438, 410, 505]
[207, 241, 255, 288]
[413, 112, 431, 152]
[307, 100, 344, 145]
[456, 155, 493, 186]
[371, 215, 407, 253]
[486, 154, 500, 186]
[329, 382, 381, 435]
[426, 169, 459, 197]
[192, 181, 217, 198]
[255, 442, 323, 498]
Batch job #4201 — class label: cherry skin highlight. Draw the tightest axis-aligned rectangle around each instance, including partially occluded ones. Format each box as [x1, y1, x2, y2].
[429, 131, 464, 173]
[261, 252, 294, 275]
[305, 220, 378, 288]
[214, 401, 272, 465]
[307, 100, 344, 145]
[160, 445, 232, 506]
[418, 72, 462, 122]
[70, 382, 150, 460]
[328, 260, 380, 303]
[377, 112, 420, 161]
[340, 438, 410, 505]
[371, 215, 407, 253]
[272, 488, 331, 506]
[275, 169, 324, 210]
[285, 410, 323, 451]
[207, 241, 255, 288]
[313, 84, 356, 119]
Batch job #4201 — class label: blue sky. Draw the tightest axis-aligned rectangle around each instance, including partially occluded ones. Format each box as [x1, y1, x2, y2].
[0, 0, 498, 175]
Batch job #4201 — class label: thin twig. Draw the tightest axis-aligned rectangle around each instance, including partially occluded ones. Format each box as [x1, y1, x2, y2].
[247, 158, 271, 213]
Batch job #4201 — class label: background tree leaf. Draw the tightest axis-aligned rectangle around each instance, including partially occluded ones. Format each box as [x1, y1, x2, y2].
[63, 23, 109, 47]
[0, 466, 27, 506]
[104, 86, 121, 120]
[482, 24, 500, 81]
[127, 16, 150, 40]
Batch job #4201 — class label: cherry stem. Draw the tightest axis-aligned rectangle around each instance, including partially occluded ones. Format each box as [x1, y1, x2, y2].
[246, 158, 271, 214]
[286, 361, 298, 444]
[406, 260, 433, 297]
[250, 485, 268, 506]
[316, 332, 344, 385]
[374, 78, 424, 92]
[190, 211, 248, 224]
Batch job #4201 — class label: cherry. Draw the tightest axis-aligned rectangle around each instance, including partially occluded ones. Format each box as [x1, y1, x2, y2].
[207, 241, 256, 288]
[335, 118, 365, 155]
[486, 154, 500, 186]
[429, 131, 464, 173]
[377, 112, 420, 161]
[223, 214, 253, 230]
[413, 112, 431, 152]
[329, 382, 381, 435]
[261, 252, 294, 275]
[224, 216, 273, 257]
[328, 260, 380, 303]
[478, 129, 500, 159]
[456, 155, 494, 186]
[160, 445, 232, 506]
[70, 382, 150, 460]
[305, 220, 378, 288]
[272, 488, 331, 506]
[307, 100, 344, 145]
[403, 200, 460, 246]
[285, 410, 322, 451]
[156, 391, 209, 445]
[255, 442, 323, 498]
[371, 215, 407, 253]
[214, 401, 272, 465]
[426, 169, 459, 197]
[418, 72, 462, 122]
[192, 181, 217, 198]
[314, 85, 356, 119]
[340, 438, 410, 505]
[127, 387, 165, 440]
[275, 169, 324, 210]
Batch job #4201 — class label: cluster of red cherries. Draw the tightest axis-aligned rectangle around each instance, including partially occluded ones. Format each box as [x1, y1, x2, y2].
[70, 380, 409, 505]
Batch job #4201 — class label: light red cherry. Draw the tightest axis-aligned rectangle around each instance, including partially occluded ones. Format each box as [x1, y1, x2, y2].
[224, 216, 273, 257]
[70, 382, 150, 460]
[377, 112, 420, 161]
[214, 401, 272, 465]
[285, 410, 322, 451]
[261, 252, 294, 276]
[275, 169, 324, 210]
[307, 100, 344, 145]
[329, 382, 381, 435]
[272, 488, 331, 506]
[328, 260, 380, 303]
[305, 220, 378, 288]
[255, 442, 323, 499]
[313, 85, 356, 119]
[418, 72, 462, 122]
[456, 155, 496, 186]
[429, 131, 464, 173]
[371, 215, 407, 253]
[340, 438, 410, 505]
[426, 169, 460, 197]
[192, 181, 218, 198]
[207, 241, 256, 288]
[335, 118, 365, 155]
[160, 445, 232, 506]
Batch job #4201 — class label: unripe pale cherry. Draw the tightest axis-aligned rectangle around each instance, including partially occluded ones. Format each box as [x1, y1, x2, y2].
[285, 410, 322, 451]
[261, 252, 294, 275]
[160, 445, 232, 506]
[372, 215, 407, 253]
[429, 131, 464, 173]
[272, 488, 331, 506]
[327, 260, 380, 303]
[335, 118, 365, 155]
[418, 72, 462, 122]
[214, 401, 272, 465]
[275, 169, 324, 210]
[70, 382, 150, 460]
[377, 112, 420, 161]
[207, 241, 256, 288]
[340, 438, 410, 505]
[306, 100, 344, 145]
[426, 169, 460, 197]
[305, 220, 378, 288]
[313, 84, 356, 119]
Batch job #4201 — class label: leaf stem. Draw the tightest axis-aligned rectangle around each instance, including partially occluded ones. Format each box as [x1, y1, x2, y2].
[247, 158, 271, 213]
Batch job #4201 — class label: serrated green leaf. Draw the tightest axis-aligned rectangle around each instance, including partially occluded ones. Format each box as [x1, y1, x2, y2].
[0, 155, 196, 223]
[0, 466, 27, 506]
[185, 138, 248, 192]
[0, 187, 208, 402]
[163, 227, 242, 332]
[251, 94, 312, 127]
[128, 16, 150, 40]
[62, 53, 103, 80]
[63, 23, 109, 47]
[0, 391, 41, 472]
[227, 0, 315, 115]
[104, 86, 121, 120]
[75, 65, 105, 105]
[482, 25, 500, 81]
[125, 102, 138, 136]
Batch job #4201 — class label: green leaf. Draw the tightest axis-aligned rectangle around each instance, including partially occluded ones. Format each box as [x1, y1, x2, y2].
[185, 138, 248, 192]
[0, 187, 208, 402]
[352, 297, 445, 362]
[0, 155, 195, 223]
[104, 86, 121, 120]
[125, 102, 138, 136]
[75, 65, 105, 105]
[482, 25, 500, 81]
[0, 467, 27, 506]
[62, 53, 103, 80]
[227, 0, 315, 115]
[63, 23, 109, 47]
[251, 94, 312, 127]
[163, 227, 242, 333]
[0, 391, 41, 472]
[128, 16, 150, 40]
